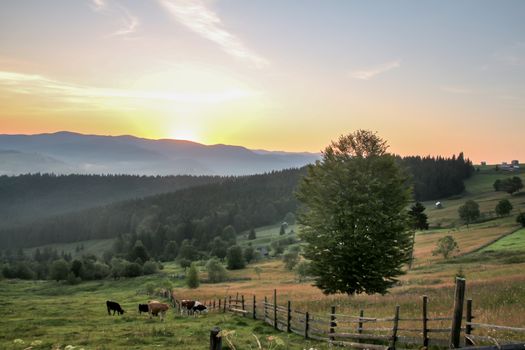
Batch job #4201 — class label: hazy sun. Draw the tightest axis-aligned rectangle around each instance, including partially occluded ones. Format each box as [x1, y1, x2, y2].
[170, 129, 200, 143]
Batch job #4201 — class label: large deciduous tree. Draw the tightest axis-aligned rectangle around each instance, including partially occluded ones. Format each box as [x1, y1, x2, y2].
[296, 130, 412, 295]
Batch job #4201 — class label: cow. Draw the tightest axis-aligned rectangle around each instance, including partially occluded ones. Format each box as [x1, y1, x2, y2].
[192, 301, 208, 315]
[138, 304, 149, 314]
[106, 300, 125, 315]
[148, 301, 169, 321]
[179, 300, 208, 316]
[179, 299, 196, 315]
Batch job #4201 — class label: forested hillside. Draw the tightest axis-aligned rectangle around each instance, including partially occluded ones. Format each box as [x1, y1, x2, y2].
[0, 174, 222, 228]
[0, 153, 474, 252]
[1, 169, 304, 250]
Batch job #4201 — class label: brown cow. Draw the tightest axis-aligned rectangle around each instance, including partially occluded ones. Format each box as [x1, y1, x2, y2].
[148, 301, 169, 321]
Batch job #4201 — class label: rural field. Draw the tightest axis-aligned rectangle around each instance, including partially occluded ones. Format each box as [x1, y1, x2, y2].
[1, 167, 524, 349]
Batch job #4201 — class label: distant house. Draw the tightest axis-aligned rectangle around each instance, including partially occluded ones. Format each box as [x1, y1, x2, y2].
[481, 161, 486, 166]
[511, 160, 520, 169]
[501, 161, 516, 172]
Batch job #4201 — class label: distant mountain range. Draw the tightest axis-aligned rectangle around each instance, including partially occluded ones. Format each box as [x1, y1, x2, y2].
[0, 131, 320, 175]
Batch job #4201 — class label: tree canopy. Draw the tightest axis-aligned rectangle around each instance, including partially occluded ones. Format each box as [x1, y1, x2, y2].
[495, 199, 513, 217]
[408, 202, 429, 230]
[297, 130, 412, 295]
[458, 200, 480, 227]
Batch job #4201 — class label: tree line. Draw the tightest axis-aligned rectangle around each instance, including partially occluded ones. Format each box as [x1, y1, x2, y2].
[1, 154, 474, 255]
[400, 152, 474, 201]
[0, 173, 223, 229]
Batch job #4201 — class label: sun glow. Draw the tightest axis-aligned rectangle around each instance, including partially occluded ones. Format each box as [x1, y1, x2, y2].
[170, 128, 200, 143]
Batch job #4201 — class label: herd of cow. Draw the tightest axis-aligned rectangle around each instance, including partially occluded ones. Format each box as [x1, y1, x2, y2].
[106, 299, 208, 321]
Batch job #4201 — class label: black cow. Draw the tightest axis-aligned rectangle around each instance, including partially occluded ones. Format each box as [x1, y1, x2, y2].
[106, 300, 125, 315]
[138, 304, 149, 314]
[192, 302, 208, 314]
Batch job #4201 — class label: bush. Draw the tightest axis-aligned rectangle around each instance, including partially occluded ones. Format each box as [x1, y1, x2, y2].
[432, 235, 459, 259]
[517, 213, 525, 227]
[206, 258, 228, 283]
[123, 262, 142, 277]
[226, 245, 246, 270]
[143, 260, 158, 275]
[495, 199, 513, 217]
[186, 262, 200, 288]
[50, 259, 70, 282]
[282, 250, 299, 270]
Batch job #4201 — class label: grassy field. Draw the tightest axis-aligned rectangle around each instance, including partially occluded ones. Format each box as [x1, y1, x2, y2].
[2, 166, 525, 348]
[0, 277, 329, 350]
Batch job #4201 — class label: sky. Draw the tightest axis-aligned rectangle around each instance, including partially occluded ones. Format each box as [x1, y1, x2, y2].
[1, 0, 524, 163]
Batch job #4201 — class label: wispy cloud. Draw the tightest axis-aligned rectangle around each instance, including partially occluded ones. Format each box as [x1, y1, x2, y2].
[90, 0, 107, 12]
[90, 0, 139, 37]
[0, 71, 256, 105]
[158, 0, 268, 69]
[349, 60, 401, 80]
[440, 85, 473, 95]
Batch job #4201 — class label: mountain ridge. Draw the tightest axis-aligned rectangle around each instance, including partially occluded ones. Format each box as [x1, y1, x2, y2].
[0, 131, 320, 176]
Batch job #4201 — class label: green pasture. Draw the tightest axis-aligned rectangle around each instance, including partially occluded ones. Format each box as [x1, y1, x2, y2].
[0, 277, 327, 350]
[480, 228, 525, 252]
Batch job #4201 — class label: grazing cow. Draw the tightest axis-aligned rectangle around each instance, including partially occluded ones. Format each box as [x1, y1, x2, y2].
[138, 304, 149, 314]
[106, 300, 125, 315]
[148, 302, 169, 321]
[179, 300, 207, 316]
[180, 299, 196, 315]
[192, 301, 208, 314]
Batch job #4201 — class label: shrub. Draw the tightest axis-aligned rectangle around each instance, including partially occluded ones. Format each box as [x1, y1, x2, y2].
[517, 213, 525, 227]
[123, 262, 142, 277]
[495, 199, 513, 217]
[226, 245, 246, 270]
[186, 262, 200, 288]
[143, 260, 158, 275]
[432, 235, 459, 259]
[206, 258, 228, 283]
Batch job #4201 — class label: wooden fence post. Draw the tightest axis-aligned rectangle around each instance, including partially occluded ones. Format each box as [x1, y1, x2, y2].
[241, 295, 245, 316]
[450, 278, 466, 349]
[223, 297, 227, 313]
[465, 299, 473, 346]
[228, 296, 231, 311]
[213, 299, 216, 310]
[304, 312, 309, 339]
[390, 305, 400, 350]
[287, 300, 292, 333]
[210, 326, 222, 350]
[273, 289, 277, 330]
[358, 309, 364, 343]
[264, 296, 268, 322]
[218, 299, 221, 312]
[423, 295, 429, 348]
[330, 306, 336, 342]
[253, 295, 257, 320]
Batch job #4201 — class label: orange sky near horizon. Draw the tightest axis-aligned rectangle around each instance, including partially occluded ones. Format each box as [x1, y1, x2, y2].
[1, 1, 524, 164]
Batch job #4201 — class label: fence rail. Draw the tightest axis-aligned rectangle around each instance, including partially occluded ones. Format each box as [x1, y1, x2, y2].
[167, 278, 525, 350]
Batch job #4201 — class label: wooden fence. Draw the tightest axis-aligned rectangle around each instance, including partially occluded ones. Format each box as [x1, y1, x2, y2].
[171, 278, 525, 350]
